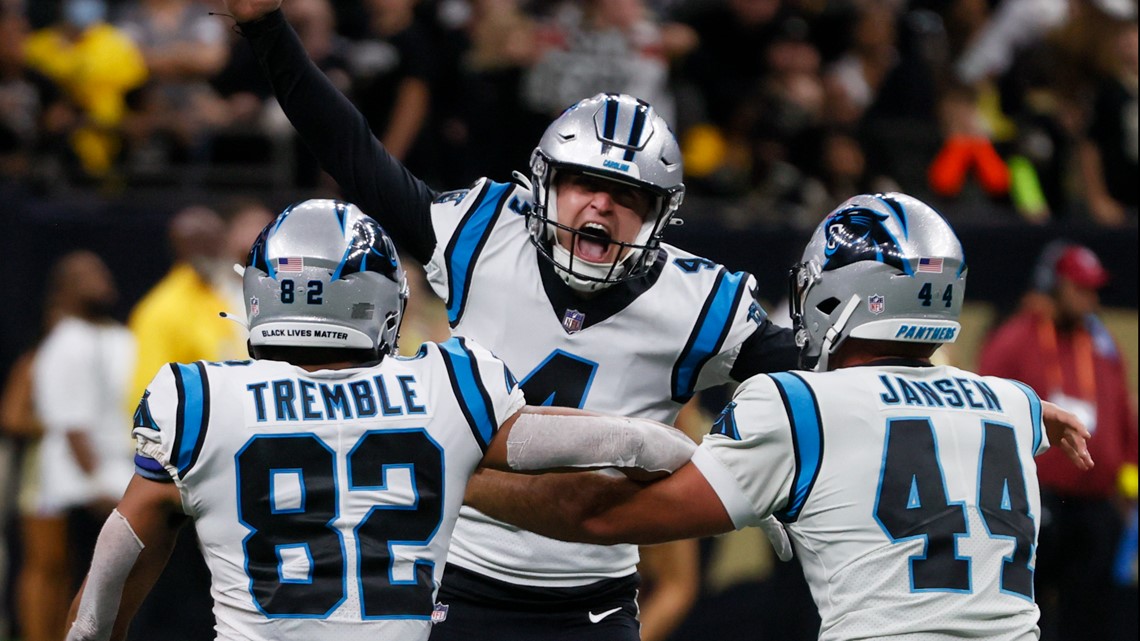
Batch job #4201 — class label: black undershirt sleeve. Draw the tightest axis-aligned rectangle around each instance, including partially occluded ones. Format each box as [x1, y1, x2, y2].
[729, 320, 802, 381]
[238, 9, 439, 265]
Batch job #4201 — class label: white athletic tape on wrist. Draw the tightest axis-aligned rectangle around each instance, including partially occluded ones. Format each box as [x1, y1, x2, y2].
[506, 413, 696, 473]
[66, 509, 145, 641]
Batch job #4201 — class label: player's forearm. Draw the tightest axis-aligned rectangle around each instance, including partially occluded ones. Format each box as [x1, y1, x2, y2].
[65, 511, 146, 641]
[66, 477, 187, 641]
[464, 469, 641, 544]
[240, 9, 438, 263]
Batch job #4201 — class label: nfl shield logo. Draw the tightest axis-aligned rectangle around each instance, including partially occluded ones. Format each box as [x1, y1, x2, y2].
[868, 294, 885, 315]
[431, 603, 449, 624]
[250, 296, 260, 317]
[562, 309, 585, 334]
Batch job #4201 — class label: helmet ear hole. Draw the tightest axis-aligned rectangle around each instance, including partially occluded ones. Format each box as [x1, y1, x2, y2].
[816, 297, 841, 315]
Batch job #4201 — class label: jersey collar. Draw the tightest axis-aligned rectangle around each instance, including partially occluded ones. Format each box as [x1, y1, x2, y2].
[536, 248, 666, 332]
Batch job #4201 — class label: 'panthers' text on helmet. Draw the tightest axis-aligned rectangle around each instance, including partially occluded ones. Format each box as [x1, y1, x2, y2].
[790, 193, 967, 371]
[528, 93, 685, 291]
[244, 199, 408, 358]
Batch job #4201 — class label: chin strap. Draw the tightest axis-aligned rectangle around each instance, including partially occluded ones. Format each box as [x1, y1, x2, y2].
[551, 243, 630, 293]
[815, 295, 861, 372]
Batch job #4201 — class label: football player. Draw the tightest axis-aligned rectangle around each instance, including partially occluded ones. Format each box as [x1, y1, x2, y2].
[220, 1, 799, 639]
[469, 193, 1096, 641]
[63, 200, 697, 641]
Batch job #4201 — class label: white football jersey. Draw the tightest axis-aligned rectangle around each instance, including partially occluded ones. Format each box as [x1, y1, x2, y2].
[132, 337, 523, 641]
[693, 363, 1049, 641]
[424, 179, 768, 586]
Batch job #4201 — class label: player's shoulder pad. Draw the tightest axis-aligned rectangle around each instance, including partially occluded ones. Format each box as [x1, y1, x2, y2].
[658, 242, 757, 299]
[432, 178, 488, 208]
[133, 361, 214, 479]
[437, 336, 518, 393]
[659, 243, 727, 273]
[995, 375, 1045, 455]
[731, 372, 787, 406]
[132, 363, 183, 478]
[435, 336, 522, 452]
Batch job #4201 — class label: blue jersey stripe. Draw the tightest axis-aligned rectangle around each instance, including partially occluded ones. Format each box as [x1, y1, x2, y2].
[1009, 380, 1043, 455]
[438, 338, 497, 451]
[444, 182, 511, 326]
[770, 372, 824, 522]
[172, 363, 209, 476]
[671, 270, 748, 402]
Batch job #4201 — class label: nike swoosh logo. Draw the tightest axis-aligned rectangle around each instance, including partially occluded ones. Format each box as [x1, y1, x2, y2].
[588, 607, 622, 623]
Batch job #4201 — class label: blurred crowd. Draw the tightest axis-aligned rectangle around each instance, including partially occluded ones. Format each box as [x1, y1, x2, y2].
[0, 0, 1136, 639]
[0, 0, 1136, 227]
[0, 198, 1135, 641]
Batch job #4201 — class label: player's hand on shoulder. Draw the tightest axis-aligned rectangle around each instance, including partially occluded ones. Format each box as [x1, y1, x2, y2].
[221, 0, 281, 23]
[1041, 400, 1094, 471]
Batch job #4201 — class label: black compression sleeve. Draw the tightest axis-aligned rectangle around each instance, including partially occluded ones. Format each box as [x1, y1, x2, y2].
[729, 320, 802, 380]
[239, 9, 438, 265]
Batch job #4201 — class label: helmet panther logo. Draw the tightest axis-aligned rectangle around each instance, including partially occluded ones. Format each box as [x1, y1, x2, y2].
[822, 207, 910, 275]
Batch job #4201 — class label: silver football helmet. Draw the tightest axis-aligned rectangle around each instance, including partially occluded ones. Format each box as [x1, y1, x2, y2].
[790, 193, 967, 371]
[528, 93, 685, 291]
[243, 199, 408, 358]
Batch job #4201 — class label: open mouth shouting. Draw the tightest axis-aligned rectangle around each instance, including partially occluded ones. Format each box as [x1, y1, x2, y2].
[573, 223, 615, 263]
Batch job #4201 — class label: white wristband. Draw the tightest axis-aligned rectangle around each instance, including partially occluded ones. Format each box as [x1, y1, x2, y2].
[506, 413, 696, 473]
[66, 510, 145, 641]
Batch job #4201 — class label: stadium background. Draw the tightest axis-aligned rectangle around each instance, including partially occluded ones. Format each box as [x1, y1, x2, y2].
[0, 0, 1136, 639]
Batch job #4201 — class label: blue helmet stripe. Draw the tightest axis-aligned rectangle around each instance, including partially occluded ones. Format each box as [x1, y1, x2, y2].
[273, 203, 296, 233]
[603, 96, 619, 141]
[770, 372, 824, 522]
[623, 105, 647, 161]
[335, 201, 347, 235]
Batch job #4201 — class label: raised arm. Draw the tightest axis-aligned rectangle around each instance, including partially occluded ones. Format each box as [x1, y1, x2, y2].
[223, 0, 439, 264]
